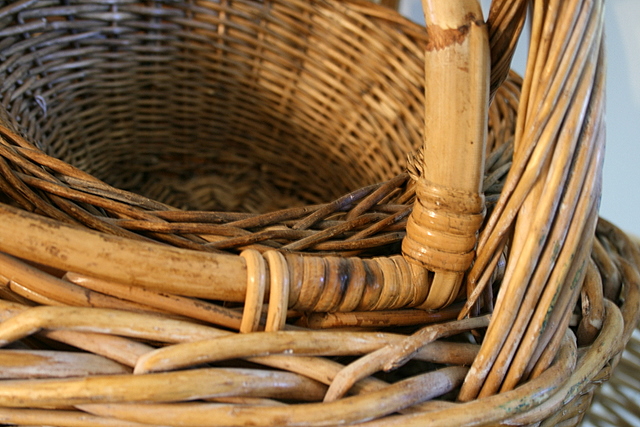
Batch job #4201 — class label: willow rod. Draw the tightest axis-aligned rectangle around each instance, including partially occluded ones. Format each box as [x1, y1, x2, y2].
[0, 203, 247, 301]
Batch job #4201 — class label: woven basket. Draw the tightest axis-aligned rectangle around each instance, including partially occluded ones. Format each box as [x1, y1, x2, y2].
[585, 323, 640, 427]
[584, 236, 640, 427]
[0, 0, 635, 426]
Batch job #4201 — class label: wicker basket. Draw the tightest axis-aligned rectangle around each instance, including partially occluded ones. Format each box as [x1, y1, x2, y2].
[584, 237, 640, 427]
[584, 323, 640, 427]
[0, 0, 635, 426]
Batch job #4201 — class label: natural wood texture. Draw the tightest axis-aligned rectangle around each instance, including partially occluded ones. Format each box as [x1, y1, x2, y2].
[458, 0, 606, 400]
[486, 0, 529, 95]
[64, 272, 244, 330]
[240, 249, 268, 333]
[0, 0, 630, 426]
[402, 0, 489, 309]
[264, 251, 290, 332]
[0, 349, 129, 379]
[380, 0, 399, 10]
[78, 367, 467, 426]
[585, 320, 640, 427]
[0, 368, 328, 407]
[0, 408, 151, 427]
[0, 204, 247, 301]
[323, 315, 490, 401]
[133, 330, 481, 375]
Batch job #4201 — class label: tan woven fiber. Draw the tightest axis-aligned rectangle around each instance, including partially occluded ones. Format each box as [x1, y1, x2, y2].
[585, 324, 640, 427]
[0, 0, 635, 426]
[583, 235, 640, 427]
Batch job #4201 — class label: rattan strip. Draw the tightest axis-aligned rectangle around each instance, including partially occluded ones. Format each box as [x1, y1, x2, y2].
[458, 0, 605, 399]
[0, 219, 640, 425]
[487, 0, 528, 95]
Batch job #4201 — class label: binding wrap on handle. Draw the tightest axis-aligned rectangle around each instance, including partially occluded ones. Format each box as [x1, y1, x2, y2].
[402, 0, 490, 309]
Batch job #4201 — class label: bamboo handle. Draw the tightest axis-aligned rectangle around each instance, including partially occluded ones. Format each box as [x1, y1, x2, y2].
[402, 0, 489, 309]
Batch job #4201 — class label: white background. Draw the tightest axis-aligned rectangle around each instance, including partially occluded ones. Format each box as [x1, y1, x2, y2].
[399, 0, 640, 238]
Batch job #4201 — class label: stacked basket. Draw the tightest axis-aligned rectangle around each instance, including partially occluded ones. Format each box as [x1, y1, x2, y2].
[0, 0, 635, 426]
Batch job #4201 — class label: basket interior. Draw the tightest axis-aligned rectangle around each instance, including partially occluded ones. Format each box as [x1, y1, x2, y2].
[0, 1, 431, 213]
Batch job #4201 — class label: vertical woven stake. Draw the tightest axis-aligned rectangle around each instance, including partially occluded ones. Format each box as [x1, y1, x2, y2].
[402, 0, 489, 309]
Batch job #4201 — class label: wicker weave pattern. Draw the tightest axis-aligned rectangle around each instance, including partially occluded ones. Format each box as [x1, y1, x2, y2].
[0, 0, 429, 213]
[0, 0, 634, 426]
[585, 325, 640, 427]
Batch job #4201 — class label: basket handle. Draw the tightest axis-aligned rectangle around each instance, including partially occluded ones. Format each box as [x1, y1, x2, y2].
[402, 0, 489, 309]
